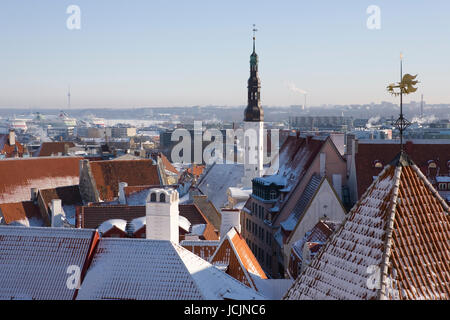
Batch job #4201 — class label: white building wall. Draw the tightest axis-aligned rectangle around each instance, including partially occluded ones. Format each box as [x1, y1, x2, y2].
[283, 179, 346, 267]
[242, 121, 264, 188]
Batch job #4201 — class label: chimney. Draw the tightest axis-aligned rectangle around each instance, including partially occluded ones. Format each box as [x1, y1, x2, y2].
[220, 208, 241, 238]
[118, 182, 128, 204]
[51, 199, 64, 227]
[64, 143, 70, 155]
[9, 130, 15, 146]
[145, 188, 179, 243]
[30, 188, 38, 203]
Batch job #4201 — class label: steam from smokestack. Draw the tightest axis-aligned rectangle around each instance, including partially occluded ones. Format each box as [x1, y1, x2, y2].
[366, 116, 381, 129]
[287, 83, 308, 95]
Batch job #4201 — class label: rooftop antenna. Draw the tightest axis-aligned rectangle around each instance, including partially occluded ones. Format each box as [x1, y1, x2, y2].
[387, 53, 419, 153]
[67, 85, 71, 110]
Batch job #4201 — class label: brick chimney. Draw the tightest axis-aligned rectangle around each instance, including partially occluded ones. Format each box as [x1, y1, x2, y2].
[145, 188, 179, 243]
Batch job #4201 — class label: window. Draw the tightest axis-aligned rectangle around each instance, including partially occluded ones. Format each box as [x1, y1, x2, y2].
[150, 193, 156, 202]
[374, 160, 383, 168]
[270, 189, 277, 200]
[160, 193, 166, 202]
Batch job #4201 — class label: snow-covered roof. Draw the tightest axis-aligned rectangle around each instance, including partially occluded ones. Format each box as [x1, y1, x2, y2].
[0, 226, 97, 300]
[228, 187, 252, 199]
[98, 219, 127, 234]
[190, 224, 206, 236]
[436, 176, 450, 183]
[285, 153, 450, 300]
[197, 163, 244, 210]
[130, 216, 146, 232]
[179, 215, 191, 232]
[280, 174, 323, 232]
[0, 157, 81, 204]
[76, 238, 266, 300]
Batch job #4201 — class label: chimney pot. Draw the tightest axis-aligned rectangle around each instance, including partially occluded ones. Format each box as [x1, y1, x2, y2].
[220, 208, 241, 238]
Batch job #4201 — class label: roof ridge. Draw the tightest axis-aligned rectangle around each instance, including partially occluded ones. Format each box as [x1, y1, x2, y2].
[378, 165, 403, 300]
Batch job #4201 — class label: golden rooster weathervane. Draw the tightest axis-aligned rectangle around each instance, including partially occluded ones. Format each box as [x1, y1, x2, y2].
[387, 53, 419, 152]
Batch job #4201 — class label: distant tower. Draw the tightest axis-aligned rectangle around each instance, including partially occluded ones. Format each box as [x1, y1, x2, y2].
[67, 86, 71, 110]
[242, 25, 264, 188]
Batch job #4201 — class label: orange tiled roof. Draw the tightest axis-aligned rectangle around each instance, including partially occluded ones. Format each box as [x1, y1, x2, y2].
[0, 201, 41, 225]
[0, 134, 24, 158]
[89, 160, 161, 201]
[34, 142, 75, 157]
[210, 228, 267, 290]
[0, 157, 81, 204]
[285, 152, 450, 300]
[187, 165, 205, 177]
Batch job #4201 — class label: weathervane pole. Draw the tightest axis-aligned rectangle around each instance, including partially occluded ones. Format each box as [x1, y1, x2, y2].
[386, 53, 418, 155]
[400, 53, 404, 152]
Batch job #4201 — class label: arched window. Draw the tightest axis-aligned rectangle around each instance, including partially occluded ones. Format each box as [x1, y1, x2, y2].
[270, 189, 277, 200]
[160, 193, 166, 203]
[373, 160, 383, 168]
[150, 193, 156, 202]
[428, 160, 437, 169]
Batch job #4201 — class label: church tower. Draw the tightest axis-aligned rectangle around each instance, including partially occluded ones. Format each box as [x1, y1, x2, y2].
[242, 25, 264, 188]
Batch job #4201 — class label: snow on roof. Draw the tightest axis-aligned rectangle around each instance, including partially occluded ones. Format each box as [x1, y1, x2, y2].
[76, 238, 265, 300]
[179, 215, 191, 232]
[190, 223, 206, 236]
[197, 163, 244, 210]
[280, 174, 323, 232]
[0, 226, 97, 300]
[0, 157, 81, 204]
[130, 216, 146, 232]
[254, 175, 287, 187]
[285, 153, 450, 300]
[98, 219, 128, 234]
[436, 176, 450, 183]
[228, 187, 252, 199]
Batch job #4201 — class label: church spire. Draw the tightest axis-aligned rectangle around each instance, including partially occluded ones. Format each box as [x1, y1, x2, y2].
[244, 24, 264, 122]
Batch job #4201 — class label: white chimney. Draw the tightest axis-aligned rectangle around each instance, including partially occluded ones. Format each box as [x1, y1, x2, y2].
[220, 208, 241, 238]
[30, 188, 38, 202]
[9, 130, 15, 146]
[118, 182, 128, 204]
[145, 188, 179, 243]
[51, 199, 64, 227]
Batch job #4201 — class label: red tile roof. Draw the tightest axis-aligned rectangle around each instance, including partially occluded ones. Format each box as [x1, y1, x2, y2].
[89, 160, 161, 201]
[0, 201, 42, 225]
[355, 140, 450, 199]
[210, 228, 267, 290]
[39, 185, 83, 211]
[34, 142, 75, 157]
[0, 134, 24, 158]
[0, 157, 81, 204]
[285, 152, 450, 300]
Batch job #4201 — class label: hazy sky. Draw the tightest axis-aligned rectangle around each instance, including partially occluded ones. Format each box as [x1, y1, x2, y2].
[1, 0, 450, 108]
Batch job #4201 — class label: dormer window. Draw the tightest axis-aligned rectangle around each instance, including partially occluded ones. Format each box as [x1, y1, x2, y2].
[270, 189, 277, 200]
[373, 160, 383, 168]
[428, 160, 437, 169]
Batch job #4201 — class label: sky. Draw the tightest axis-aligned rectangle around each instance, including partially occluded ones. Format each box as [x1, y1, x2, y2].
[1, 0, 450, 108]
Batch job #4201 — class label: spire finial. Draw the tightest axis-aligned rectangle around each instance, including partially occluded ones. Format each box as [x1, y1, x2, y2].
[252, 24, 258, 53]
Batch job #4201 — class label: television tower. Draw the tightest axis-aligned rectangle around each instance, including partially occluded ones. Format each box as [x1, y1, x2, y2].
[67, 86, 71, 110]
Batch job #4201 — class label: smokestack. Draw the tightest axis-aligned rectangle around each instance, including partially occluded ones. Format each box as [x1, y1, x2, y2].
[9, 130, 15, 146]
[145, 188, 179, 243]
[220, 208, 241, 238]
[118, 182, 128, 204]
[51, 199, 64, 227]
